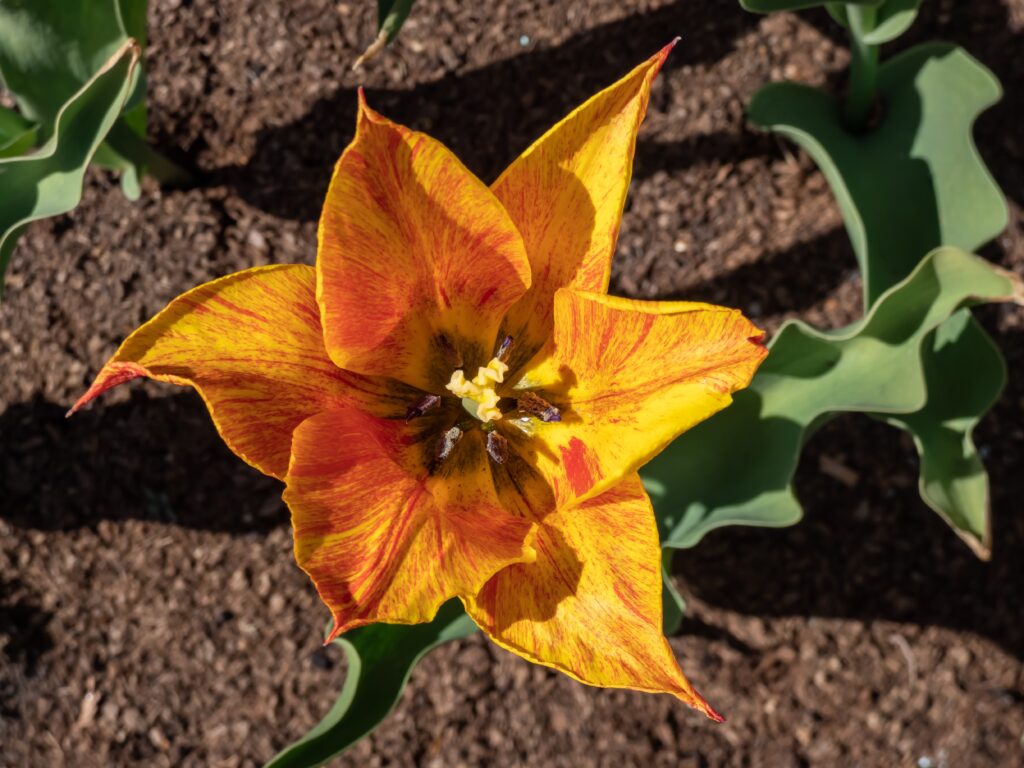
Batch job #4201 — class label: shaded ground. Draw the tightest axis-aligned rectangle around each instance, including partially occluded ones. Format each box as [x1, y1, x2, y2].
[2, 0, 1023, 765]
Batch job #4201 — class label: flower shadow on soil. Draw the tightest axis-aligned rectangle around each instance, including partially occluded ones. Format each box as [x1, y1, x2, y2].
[210, 0, 768, 223]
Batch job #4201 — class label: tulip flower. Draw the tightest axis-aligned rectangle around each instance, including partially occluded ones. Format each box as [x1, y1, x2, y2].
[72, 42, 766, 719]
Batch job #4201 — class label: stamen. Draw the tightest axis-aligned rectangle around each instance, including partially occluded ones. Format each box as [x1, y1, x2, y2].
[496, 335, 513, 362]
[405, 394, 441, 421]
[486, 431, 509, 465]
[517, 391, 561, 423]
[434, 426, 462, 465]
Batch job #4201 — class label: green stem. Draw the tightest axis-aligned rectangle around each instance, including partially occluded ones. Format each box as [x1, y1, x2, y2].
[104, 119, 195, 187]
[844, 3, 880, 130]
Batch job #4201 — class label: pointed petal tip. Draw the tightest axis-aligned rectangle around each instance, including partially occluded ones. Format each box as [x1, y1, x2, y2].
[655, 38, 681, 69]
[685, 688, 725, 723]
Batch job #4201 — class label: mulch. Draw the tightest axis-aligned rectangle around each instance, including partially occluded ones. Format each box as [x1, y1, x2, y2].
[2, 0, 1023, 765]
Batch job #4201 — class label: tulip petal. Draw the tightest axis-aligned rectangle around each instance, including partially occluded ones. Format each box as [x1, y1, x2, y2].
[465, 474, 720, 718]
[318, 92, 532, 392]
[492, 42, 675, 370]
[70, 265, 406, 480]
[285, 407, 537, 637]
[519, 288, 767, 506]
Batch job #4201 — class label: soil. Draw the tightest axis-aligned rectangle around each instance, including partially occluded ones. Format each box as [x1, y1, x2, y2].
[2, 0, 1024, 766]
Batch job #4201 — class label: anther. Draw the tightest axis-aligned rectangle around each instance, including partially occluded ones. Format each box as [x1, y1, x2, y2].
[486, 430, 509, 465]
[405, 394, 441, 421]
[435, 426, 462, 464]
[517, 391, 561, 423]
[496, 335, 513, 363]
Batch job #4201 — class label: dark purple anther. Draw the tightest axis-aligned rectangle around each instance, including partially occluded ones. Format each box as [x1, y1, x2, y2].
[496, 335, 514, 362]
[486, 430, 509, 465]
[406, 394, 441, 421]
[517, 391, 561, 423]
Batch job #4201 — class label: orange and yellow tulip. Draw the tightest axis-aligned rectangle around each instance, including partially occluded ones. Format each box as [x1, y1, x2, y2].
[72, 42, 766, 719]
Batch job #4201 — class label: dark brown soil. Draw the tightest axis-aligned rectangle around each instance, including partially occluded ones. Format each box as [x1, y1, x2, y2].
[2, 0, 1024, 766]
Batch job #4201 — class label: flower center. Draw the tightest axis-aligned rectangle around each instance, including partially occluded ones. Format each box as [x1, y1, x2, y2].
[445, 356, 509, 422]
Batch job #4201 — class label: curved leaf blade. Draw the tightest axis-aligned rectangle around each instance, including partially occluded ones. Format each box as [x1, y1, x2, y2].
[0, 40, 139, 288]
[266, 600, 477, 768]
[643, 248, 1021, 550]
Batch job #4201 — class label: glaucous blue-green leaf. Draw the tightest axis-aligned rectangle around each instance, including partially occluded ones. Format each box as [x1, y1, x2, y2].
[266, 600, 477, 768]
[878, 308, 1007, 557]
[748, 44, 1005, 305]
[744, 43, 1009, 555]
[0, 41, 139, 288]
[825, 0, 922, 44]
[0, 0, 188, 198]
[642, 247, 1022, 551]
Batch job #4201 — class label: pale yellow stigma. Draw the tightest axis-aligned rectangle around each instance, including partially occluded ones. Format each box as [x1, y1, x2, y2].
[445, 357, 509, 422]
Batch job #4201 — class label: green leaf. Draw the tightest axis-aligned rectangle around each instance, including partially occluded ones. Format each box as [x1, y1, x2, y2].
[741, 0, 882, 13]
[823, 0, 922, 44]
[266, 600, 477, 768]
[746, 43, 1009, 554]
[0, 1, 133, 133]
[880, 309, 1007, 557]
[0, 104, 37, 158]
[378, 0, 417, 43]
[0, 0, 190, 192]
[0, 41, 139, 288]
[749, 44, 1005, 306]
[643, 247, 1022, 550]
[661, 550, 686, 635]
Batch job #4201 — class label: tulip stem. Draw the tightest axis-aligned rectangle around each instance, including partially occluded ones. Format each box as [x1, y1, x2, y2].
[844, 3, 879, 131]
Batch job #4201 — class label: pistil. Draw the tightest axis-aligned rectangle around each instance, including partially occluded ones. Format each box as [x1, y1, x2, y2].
[445, 356, 509, 422]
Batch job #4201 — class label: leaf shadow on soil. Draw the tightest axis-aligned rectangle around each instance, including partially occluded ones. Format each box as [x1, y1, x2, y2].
[210, 0, 770, 223]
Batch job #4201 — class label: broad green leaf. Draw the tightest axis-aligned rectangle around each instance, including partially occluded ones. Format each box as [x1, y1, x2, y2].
[880, 309, 1008, 557]
[0, 41, 139, 287]
[0, 0, 136, 134]
[0, 0, 189, 195]
[746, 43, 1009, 555]
[825, 0, 921, 44]
[642, 247, 1021, 550]
[266, 600, 477, 768]
[0, 104, 37, 158]
[748, 44, 1005, 306]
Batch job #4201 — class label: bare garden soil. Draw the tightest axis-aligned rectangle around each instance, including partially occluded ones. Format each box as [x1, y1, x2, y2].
[2, 0, 1024, 765]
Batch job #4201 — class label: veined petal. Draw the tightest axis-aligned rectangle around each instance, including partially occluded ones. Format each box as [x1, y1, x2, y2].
[317, 92, 532, 391]
[465, 474, 720, 718]
[69, 265, 406, 480]
[286, 407, 536, 637]
[492, 42, 675, 370]
[520, 288, 766, 506]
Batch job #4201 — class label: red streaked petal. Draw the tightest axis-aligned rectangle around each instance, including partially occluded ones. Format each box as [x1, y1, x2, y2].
[492, 42, 675, 370]
[70, 265, 407, 480]
[465, 474, 720, 718]
[518, 288, 767, 506]
[317, 92, 532, 391]
[286, 407, 537, 637]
